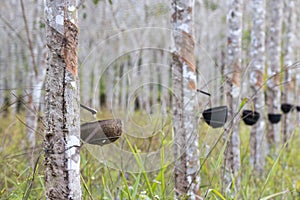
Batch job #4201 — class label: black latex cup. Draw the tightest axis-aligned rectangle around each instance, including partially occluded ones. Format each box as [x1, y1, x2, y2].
[242, 110, 260, 126]
[268, 113, 281, 124]
[296, 106, 300, 112]
[281, 103, 294, 114]
[202, 106, 228, 128]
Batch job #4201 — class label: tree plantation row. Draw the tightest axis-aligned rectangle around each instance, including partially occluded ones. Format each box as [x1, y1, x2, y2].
[0, 0, 300, 199]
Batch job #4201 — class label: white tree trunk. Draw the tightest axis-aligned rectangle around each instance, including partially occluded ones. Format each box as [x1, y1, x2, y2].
[296, 1, 300, 124]
[223, 0, 243, 195]
[80, 49, 92, 105]
[106, 60, 115, 110]
[171, 0, 200, 199]
[249, 0, 266, 174]
[297, 70, 300, 124]
[121, 61, 128, 110]
[266, 0, 283, 150]
[9, 41, 17, 114]
[282, 0, 296, 146]
[0, 48, 4, 110]
[142, 52, 151, 113]
[21, 1, 47, 149]
[151, 64, 158, 111]
[44, 0, 81, 199]
[161, 49, 171, 114]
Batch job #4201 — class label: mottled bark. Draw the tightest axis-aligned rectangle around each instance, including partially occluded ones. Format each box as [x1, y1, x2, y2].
[171, 0, 200, 199]
[223, 0, 243, 195]
[282, 0, 296, 146]
[266, 0, 283, 150]
[44, 0, 81, 199]
[249, 0, 266, 174]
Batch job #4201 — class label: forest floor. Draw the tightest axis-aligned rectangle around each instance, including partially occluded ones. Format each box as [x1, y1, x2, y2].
[0, 111, 300, 199]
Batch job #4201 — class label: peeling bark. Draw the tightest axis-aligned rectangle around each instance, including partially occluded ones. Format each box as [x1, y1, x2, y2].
[171, 0, 200, 199]
[249, 0, 266, 175]
[44, 0, 81, 199]
[223, 0, 243, 195]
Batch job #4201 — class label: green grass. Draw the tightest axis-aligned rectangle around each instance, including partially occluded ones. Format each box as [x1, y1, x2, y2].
[0, 112, 300, 199]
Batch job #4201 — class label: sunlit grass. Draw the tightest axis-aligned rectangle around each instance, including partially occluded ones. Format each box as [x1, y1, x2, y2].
[0, 111, 300, 199]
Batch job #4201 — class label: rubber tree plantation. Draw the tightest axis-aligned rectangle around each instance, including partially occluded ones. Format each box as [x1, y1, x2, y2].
[0, 0, 300, 199]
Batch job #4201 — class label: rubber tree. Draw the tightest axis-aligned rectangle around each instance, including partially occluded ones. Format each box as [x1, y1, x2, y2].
[44, 0, 81, 199]
[223, 0, 243, 195]
[20, 0, 47, 151]
[171, 0, 200, 199]
[266, 0, 283, 151]
[282, 0, 296, 146]
[249, 0, 266, 174]
[297, 1, 300, 125]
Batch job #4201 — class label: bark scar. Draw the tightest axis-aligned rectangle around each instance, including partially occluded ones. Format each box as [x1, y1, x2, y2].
[181, 31, 196, 72]
[63, 19, 79, 75]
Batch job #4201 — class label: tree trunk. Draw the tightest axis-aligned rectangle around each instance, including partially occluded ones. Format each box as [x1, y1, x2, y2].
[171, 0, 200, 199]
[106, 60, 114, 110]
[223, 0, 243, 195]
[9, 41, 17, 114]
[296, 1, 300, 125]
[80, 48, 92, 106]
[121, 61, 128, 110]
[1, 28, 9, 117]
[19, 0, 47, 151]
[266, 0, 283, 151]
[161, 50, 171, 114]
[249, 0, 266, 175]
[282, 0, 296, 146]
[141, 52, 151, 113]
[44, 0, 81, 199]
[151, 64, 158, 111]
[0, 41, 4, 111]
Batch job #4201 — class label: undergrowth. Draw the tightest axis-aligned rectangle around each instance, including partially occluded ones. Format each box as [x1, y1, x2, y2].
[0, 112, 300, 199]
